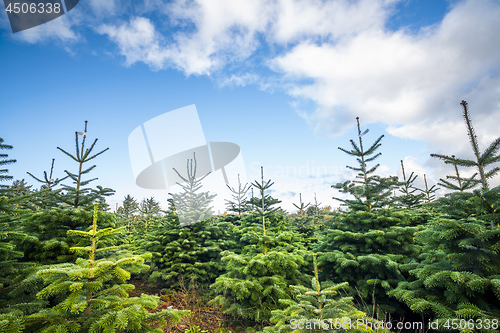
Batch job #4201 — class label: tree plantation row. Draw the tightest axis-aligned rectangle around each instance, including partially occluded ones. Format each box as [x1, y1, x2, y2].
[1, 101, 499, 332]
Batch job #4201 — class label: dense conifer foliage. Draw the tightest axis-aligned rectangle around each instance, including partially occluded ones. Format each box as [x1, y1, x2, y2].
[1, 100, 499, 332]
[390, 101, 500, 330]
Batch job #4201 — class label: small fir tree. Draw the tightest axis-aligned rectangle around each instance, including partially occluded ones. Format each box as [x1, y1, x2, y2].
[22, 203, 189, 332]
[391, 101, 500, 326]
[333, 117, 399, 212]
[265, 254, 378, 333]
[0, 137, 16, 193]
[396, 160, 426, 208]
[170, 153, 216, 227]
[293, 193, 310, 217]
[211, 170, 309, 322]
[57, 121, 114, 208]
[435, 155, 480, 193]
[415, 174, 439, 203]
[145, 215, 237, 288]
[225, 174, 251, 215]
[117, 195, 139, 219]
[430, 101, 500, 192]
[27, 158, 68, 191]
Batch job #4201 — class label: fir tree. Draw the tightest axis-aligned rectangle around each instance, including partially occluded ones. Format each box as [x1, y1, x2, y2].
[308, 193, 322, 217]
[170, 153, 216, 227]
[139, 197, 161, 219]
[265, 254, 378, 333]
[333, 117, 399, 212]
[396, 160, 426, 208]
[117, 195, 139, 219]
[27, 158, 68, 191]
[390, 101, 500, 326]
[225, 174, 251, 215]
[316, 187, 433, 319]
[211, 171, 309, 323]
[17, 206, 117, 265]
[415, 174, 439, 203]
[435, 155, 480, 193]
[21, 203, 189, 332]
[430, 101, 500, 192]
[145, 216, 237, 288]
[57, 121, 114, 208]
[0, 137, 16, 193]
[293, 193, 310, 217]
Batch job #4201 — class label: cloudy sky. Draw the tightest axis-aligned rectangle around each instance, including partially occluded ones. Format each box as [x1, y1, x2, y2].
[1, 0, 499, 213]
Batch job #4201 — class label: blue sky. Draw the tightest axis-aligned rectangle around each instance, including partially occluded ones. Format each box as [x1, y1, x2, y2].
[1, 0, 499, 213]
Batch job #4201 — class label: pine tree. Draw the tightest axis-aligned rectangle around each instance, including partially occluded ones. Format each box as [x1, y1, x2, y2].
[21, 203, 189, 332]
[225, 174, 251, 215]
[170, 153, 216, 227]
[57, 121, 114, 208]
[265, 254, 378, 333]
[333, 117, 399, 212]
[396, 160, 426, 208]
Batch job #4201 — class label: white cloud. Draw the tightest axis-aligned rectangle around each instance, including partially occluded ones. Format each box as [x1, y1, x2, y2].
[96, 0, 499, 153]
[12, 12, 80, 44]
[98, 17, 168, 70]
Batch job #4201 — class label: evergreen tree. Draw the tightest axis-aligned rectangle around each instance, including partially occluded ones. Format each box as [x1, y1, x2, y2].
[21, 203, 189, 332]
[225, 174, 251, 215]
[139, 197, 161, 219]
[396, 160, 426, 208]
[145, 215, 237, 288]
[0, 137, 16, 193]
[211, 169, 309, 323]
[316, 208, 429, 317]
[27, 158, 68, 191]
[415, 174, 439, 203]
[430, 101, 500, 192]
[17, 206, 117, 264]
[390, 101, 500, 327]
[307, 193, 322, 217]
[265, 254, 378, 333]
[117, 195, 139, 219]
[333, 117, 399, 212]
[435, 155, 480, 193]
[293, 193, 310, 217]
[57, 121, 114, 208]
[170, 153, 216, 227]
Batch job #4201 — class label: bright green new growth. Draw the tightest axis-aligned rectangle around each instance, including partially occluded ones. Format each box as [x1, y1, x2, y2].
[265, 253, 377, 333]
[24, 203, 189, 333]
